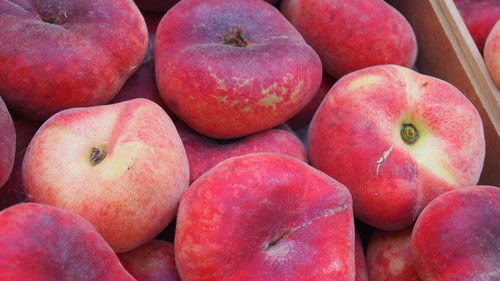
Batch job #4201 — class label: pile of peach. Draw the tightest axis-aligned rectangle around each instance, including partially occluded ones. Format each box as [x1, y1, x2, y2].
[0, 0, 498, 280]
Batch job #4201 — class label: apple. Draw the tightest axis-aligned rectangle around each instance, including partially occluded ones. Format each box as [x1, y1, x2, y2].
[110, 12, 174, 117]
[0, 203, 135, 280]
[366, 227, 421, 281]
[355, 230, 369, 281]
[175, 153, 355, 281]
[0, 97, 15, 188]
[176, 121, 306, 184]
[0, 149, 26, 211]
[280, 0, 417, 78]
[308, 64, 485, 231]
[23, 98, 190, 253]
[411, 185, 500, 281]
[484, 20, 500, 89]
[0, 0, 148, 120]
[286, 73, 335, 130]
[119, 239, 181, 281]
[155, 0, 322, 139]
[454, 0, 500, 53]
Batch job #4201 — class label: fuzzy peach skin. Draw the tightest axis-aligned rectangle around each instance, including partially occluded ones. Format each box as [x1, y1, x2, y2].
[411, 186, 500, 281]
[155, 0, 322, 139]
[280, 0, 417, 78]
[355, 230, 369, 281]
[11, 113, 41, 152]
[454, 0, 500, 53]
[176, 121, 306, 184]
[134, 0, 279, 12]
[0, 203, 135, 280]
[110, 12, 174, 117]
[22, 98, 190, 253]
[286, 73, 335, 130]
[366, 227, 421, 281]
[175, 153, 355, 281]
[0, 149, 26, 211]
[119, 239, 181, 281]
[0, 0, 147, 120]
[484, 20, 500, 89]
[308, 64, 485, 231]
[0, 97, 15, 188]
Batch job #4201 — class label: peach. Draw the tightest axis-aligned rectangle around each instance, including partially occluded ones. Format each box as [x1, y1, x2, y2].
[366, 227, 421, 281]
[23, 98, 189, 253]
[110, 12, 173, 117]
[355, 230, 369, 281]
[0, 149, 26, 211]
[176, 121, 306, 184]
[0, 203, 134, 280]
[0, 96, 15, 188]
[308, 64, 485, 230]
[11, 113, 41, 152]
[281, 0, 417, 78]
[119, 239, 181, 281]
[286, 73, 335, 130]
[454, 0, 500, 53]
[0, 0, 148, 120]
[484, 20, 500, 89]
[155, 0, 322, 139]
[411, 186, 500, 281]
[175, 153, 355, 280]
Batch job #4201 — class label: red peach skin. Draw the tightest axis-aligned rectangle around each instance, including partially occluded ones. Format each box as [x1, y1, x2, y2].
[0, 0, 148, 120]
[0, 149, 26, 211]
[367, 227, 421, 281]
[281, 0, 417, 78]
[155, 0, 322, 139]
[175, 153, 355, 281]
[454, 0, 500, 53]
[0, 203, 135, 280]
[110, 12, 174, 117]
[411, 186, 500, 281]
[287, 73, 335, 130]
[308, 64, 485, 231]
[0, 97, 15, 188]
[119, 240, 181, 281]
[176, 121, 306, 184]
[355, 230, 369, 281]
[484, 20, 500, 89]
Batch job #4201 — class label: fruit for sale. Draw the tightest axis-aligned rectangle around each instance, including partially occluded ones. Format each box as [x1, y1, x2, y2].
[155, 0, 322, 139]
[0, 0, 148, 120]
[175, 153, 355, 281]
[119, 239, 181, 281]
[355, 230, 369, 281]
[0, 97, 15, 188]
[0, 149, 26, 211]
[286, 73, 335, 130]
[366, 227, 421, 281]
[484, 20, 500, 89]
[454, 0, 500, 53]
[110, 12, 173, 117]
[308, 64, 485, 231]
[11, 113, 40, 152]
[23, 98, 190, 253]
[177, 121, 306, 184]
[281, 0, 417, 78]
[411, 185, 500, 281]
[0, 203, 135, 280]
